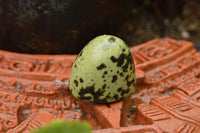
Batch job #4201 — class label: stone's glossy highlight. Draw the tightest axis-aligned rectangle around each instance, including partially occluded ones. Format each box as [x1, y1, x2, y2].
[69, 35, 136, 103]
[0, 38, 200, 132]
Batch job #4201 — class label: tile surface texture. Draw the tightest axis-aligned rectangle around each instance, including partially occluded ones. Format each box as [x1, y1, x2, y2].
[0, 38, 199, 132]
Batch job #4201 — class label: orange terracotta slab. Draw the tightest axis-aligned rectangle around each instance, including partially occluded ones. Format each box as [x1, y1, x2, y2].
[0, 38, 200, 132]
[81, 101, 122, 128]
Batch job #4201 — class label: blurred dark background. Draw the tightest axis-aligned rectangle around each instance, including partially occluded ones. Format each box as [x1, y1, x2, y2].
[0, 0, 200, 54]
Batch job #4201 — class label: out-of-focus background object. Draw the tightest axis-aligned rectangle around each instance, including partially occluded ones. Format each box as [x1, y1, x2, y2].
[0, 0, 200, 54]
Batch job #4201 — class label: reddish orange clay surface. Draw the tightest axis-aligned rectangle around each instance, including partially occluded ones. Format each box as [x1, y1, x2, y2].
[0, 38, 200, 133]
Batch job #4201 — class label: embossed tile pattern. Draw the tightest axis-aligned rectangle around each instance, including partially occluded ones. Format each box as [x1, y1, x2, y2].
[0, 38, 200, 132]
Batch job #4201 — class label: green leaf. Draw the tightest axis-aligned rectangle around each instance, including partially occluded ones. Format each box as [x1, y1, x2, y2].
[31, 120, 92, 133]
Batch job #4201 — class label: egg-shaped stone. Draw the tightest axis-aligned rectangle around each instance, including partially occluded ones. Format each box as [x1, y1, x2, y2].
[69, 35, 136, 103]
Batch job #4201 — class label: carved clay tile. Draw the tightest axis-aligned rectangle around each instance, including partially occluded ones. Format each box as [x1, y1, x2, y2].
[1, 38, 200, 132]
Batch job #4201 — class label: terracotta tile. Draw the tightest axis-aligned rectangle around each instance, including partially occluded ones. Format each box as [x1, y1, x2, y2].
[1, 38, 200, 132]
